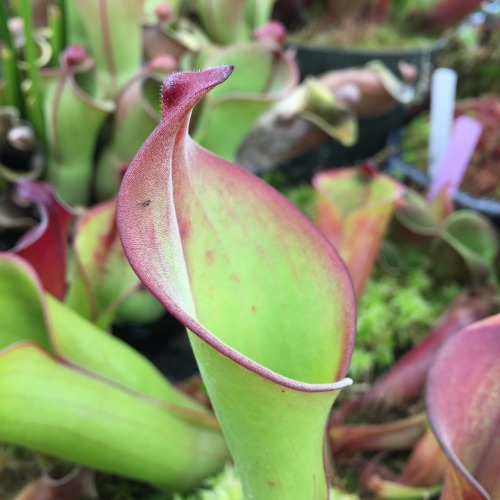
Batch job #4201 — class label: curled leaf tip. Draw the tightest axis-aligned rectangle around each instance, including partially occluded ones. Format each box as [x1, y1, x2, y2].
[161, 66, 234, 121]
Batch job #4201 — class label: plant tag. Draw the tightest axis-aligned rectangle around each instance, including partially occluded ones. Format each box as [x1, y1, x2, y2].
[428, 68, 457, 178]
[427, 115, 482, 201]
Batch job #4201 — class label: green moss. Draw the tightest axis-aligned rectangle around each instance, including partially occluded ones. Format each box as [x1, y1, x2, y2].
[175, 466, 241, 500]
[283, 184, 317, 221]
[176, 465, 357, 500]
[349, 266, 460, 382]
[401, 114, 430, 170]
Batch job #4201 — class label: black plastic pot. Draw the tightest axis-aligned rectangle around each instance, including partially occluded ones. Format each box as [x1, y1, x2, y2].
[274, 40, 444, 183]
[113, 312, 198, 382]
[274, 107, 405, 184]
[290, 41, 445, 81]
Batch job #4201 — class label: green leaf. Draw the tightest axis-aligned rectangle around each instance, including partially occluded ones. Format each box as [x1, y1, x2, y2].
[366, 474, 442, 499]
[192, 44, 298, 162]
[95, 62, 169, 200]
[66, 198, 163, 329]
[434, 210, 498, 284]
[47, 293, 204, 414]
[194, 0, 248, 44]
[0, 254, 51, 352]
[0, 342, 227, 490]
[300, 77, 358, 146]
[71, 0, 144, 97]
[0, 253, 210, 415]
[245, 0, 275, 31]
[42, 47, 114, 205]
[0, 253, 229, 488]
[391, 188, 439, 241]
[389, 188, 498, 284]
[117, 66, 356, 499]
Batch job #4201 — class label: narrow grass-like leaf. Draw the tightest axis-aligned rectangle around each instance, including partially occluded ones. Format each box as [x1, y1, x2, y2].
[18, 0, 46, 142]
[0, 2, 25, 114]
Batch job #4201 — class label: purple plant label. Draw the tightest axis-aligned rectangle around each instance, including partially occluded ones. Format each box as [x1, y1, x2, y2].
[427, 116, 483, 201]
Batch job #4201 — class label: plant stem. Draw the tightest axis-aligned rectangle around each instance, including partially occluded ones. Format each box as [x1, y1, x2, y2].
[18, 0, 46, 145]
[55, 0, 67, 49]
[1, 48, 19, 109]
[24, 92, 41, 138]
[0, 1, 26, 115]
[49, 4, 63, 66]
[0, 1, 15, 51]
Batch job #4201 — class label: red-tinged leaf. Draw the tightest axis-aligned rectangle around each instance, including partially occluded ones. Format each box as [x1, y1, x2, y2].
[442, 463, 486, 500]
[14, 468, 96, 500]
[428, 187, 454, 223]
[397, 428, 448, 488]
[10, 180, 73, 300]
[329, 413, 426, 456]
[371, 0, 390, 20]
[365, 473, 442, 499]
[313, 167, 402, 296]
[427, 315, 500, 500]
[412, 0, 483, 34]
[66, 198, 163, 329]
[359, 290, 495, 410]
[117, 66, 356, 499]
[118, 66, 356, 381]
